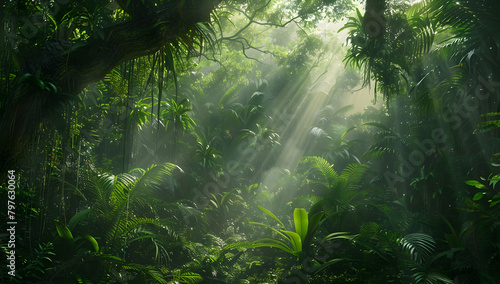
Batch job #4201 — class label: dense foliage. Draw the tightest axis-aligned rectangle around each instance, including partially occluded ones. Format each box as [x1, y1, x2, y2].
[1, 0, 500, 283]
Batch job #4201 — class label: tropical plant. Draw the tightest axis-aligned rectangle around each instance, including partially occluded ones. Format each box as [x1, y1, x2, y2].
[44, 163, 184, 282]
[307, 105, 362, 168]
[20, 242, 56, 283]
[162, 98, 196, 136]
[240, 123, 280, 150]
[296, 156, 369, 212]
[249, 206, 344, 259]
[161, 98, 197, 161]
[193, 133, 222, 177]
[341, 7, 420, 104]
[349, 222, 452, 284]
[182, 235, 246, 283]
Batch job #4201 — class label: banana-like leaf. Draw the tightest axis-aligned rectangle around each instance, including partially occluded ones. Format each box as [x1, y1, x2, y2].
[84, 234, 99, 252]
[281, 230, 302, 253]
[304, 211, 324, 248]
[55, 221, 74, 241]
[294, 208, 308, 242]
[68, 208, 91, 231]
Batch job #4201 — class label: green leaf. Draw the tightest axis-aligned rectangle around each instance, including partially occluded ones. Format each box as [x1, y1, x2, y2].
[473, 192, 485, 201]
[363, 122, 391, 132]
[489, 194, 500, 207]
[340, 126, 357, 140]
[308, 212, 324, 235]
[257, 206, 285, 227]
[248, 241, 295, 255]
[83, 234, 99, 252]
[281, 230, 302, 253]
[293, 208, 308, 242]
[250, 238, 291, 249]
[302, 211, 324, 251]
[313, 258, 351, 274]
[465, 180, 487, 189]
[219, 84, 240, 108]
[174, 270, 202, 284]
[249, 221, 288, 240]
[489, 174, 500, 189]
[55, 221, 74, 241]
[323, 232, 354, 242]
[68, 208, 91, 231]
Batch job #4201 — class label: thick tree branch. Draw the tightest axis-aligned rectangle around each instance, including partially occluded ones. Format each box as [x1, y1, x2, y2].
[52, 0, 221, 94]
[1, 0, 222, 170]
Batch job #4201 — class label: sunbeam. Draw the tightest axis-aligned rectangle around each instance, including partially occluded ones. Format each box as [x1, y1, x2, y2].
[3, 0, 500, 282]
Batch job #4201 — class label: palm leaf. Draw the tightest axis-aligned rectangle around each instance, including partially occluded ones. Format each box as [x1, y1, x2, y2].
[168, 269, 203, 284]
[400, 233, 436, 263]
[219, 84, 241, 108]
[298, 156, 339, 187]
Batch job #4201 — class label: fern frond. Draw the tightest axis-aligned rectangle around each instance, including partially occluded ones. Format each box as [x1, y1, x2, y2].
[297, 156, 339, 187]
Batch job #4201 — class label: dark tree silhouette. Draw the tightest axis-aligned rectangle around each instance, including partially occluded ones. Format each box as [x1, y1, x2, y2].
[0, 0, 221, 172]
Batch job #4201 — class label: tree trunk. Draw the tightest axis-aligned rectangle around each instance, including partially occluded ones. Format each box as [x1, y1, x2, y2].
[363, 0, 386, 38]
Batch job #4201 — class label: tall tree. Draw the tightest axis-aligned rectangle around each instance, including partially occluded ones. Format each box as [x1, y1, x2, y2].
[0, 0, 355, 173]
[0, 0, 221, 172]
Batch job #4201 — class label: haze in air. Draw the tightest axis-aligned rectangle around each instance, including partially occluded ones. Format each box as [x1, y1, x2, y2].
[1, 0, 499, 283]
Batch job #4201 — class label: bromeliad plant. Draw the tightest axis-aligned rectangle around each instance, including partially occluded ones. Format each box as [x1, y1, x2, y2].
[248, 206, 348, 260]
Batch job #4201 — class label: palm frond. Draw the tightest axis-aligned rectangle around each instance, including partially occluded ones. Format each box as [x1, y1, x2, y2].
[406, 0, 432, 19]
[400, 233, 436, 263]
[131, 163, 181, 199]
[104, 69, 128, 95]
[219, 84, 241, 109]
[309, 127, 332, 141]
[297, 156, 339, 187]
[166, 269, 203, 284]
[339, 163, 369, 192]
